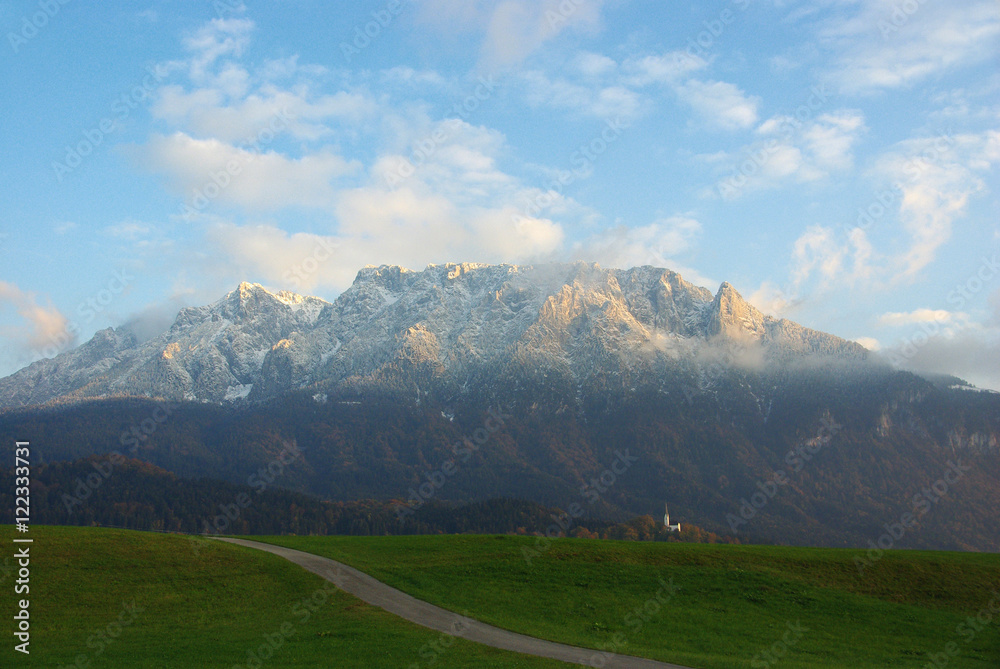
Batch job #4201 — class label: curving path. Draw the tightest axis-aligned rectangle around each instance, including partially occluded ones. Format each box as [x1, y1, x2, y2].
[212, 537, 694, 669]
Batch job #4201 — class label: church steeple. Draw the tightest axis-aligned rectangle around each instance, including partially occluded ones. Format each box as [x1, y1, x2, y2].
[663, 503, 681, 532]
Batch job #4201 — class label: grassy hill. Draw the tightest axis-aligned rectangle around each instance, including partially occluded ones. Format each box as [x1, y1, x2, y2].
[0, 525, 566, 668]
[253, 534, 1000, 669]
[2, 525, 997, 668]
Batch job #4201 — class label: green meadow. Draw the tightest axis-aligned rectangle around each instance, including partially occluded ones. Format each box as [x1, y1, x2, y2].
[255, 533, 1000, 669]
[2, 525, 997, 668]
[0, 525, 565, 668]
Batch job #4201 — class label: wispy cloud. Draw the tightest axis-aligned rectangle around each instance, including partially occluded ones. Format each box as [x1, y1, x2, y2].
[817, 0, 1000, 94]
[707, 109, 866, 198]
[874, 129, 1000, 279]
[0, 282, 73, 355]
[415, 0, 607, 68]
[877, 308, 959, 327]
[522, 70, 646, 120]
[675, 79, 760, 130]
[569, 216, 710, 284]
[182, 17, 255, 83]
[134, 132, 359, 211]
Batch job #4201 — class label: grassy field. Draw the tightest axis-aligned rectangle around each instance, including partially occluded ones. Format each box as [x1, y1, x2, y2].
[0, 525, 570, 668]
[253, 534, 1000, 669]
[2, 525, 997, 668]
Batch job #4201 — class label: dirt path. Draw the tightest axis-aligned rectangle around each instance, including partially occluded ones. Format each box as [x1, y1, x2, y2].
[212, 537, 694, 668]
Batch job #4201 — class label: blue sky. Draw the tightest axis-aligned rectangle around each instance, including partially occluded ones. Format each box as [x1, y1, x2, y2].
[0, 0, 998, 388]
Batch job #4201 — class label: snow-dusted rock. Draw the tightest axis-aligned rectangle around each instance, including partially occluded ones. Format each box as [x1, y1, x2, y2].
[0, 264, 868, 407]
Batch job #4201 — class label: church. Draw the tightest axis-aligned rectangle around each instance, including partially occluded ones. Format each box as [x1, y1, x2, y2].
[663, 504, 681, 532]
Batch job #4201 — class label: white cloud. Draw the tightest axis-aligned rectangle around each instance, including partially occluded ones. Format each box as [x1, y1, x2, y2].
[711, 109, 866, 198]
[748, 221, 876, 316]
[799, 110, 866, 171]
[818, 0, 1000, 94]
[381, 66, 450, 89]
[480, 0, 606, 68]
[621, 52, 708, 86]
[152, 79, 376, 144]
[415, 0, 607, 68]
[522, 70, 645, 121]
[884, 292, 1000, 389]
[202, 200, 565, 294]
[789, 224, 844, 291]
[853, 336, 881, 351]
[521, 50, 748, 128]
[568, 217, 712, 285]
[182, 17, 254, 83]
[258, 55, 326, 81]
[192, 115, 580, 293]
[675, 79, 760, 130]
[575, 51, 617, 77]
[203, 223, 347, 291]
[874, 129, 999, 279]
[886, 326, 1000, 391]
[0, 282, 73, 355]
[877, 308, 957, 327]
[753, 126, 999, 314]
[748, 280, 796, 317]
[136, 132, 359, 211]
[103, 220, 154, 241]
[150, 11, 378, 146]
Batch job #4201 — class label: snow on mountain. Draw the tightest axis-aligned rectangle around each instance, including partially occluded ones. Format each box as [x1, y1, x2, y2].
[0, 264, 868, 408]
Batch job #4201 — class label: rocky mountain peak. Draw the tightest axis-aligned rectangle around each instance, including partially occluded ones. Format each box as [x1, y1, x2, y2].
[0, 263, 873, 407]
[708, 281, 767, 340]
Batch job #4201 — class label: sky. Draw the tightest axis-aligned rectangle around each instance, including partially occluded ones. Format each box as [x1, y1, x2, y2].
[0, 0, 998, 388]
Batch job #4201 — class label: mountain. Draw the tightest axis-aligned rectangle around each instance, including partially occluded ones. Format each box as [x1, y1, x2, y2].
[0, 262, 866, 408]
[2, 263, 998, 551]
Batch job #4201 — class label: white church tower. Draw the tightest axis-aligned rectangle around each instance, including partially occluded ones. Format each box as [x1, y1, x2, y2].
[664, 503, 681, 532]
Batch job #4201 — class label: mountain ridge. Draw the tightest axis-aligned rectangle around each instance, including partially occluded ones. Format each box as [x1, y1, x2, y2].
[0, 262, 868, 408]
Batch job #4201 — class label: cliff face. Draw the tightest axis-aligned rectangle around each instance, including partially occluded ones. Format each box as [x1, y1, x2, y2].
[0, 262, 867, 408]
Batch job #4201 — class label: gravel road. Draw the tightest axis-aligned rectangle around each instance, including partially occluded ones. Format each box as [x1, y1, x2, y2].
[212, 537, 694, 668]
